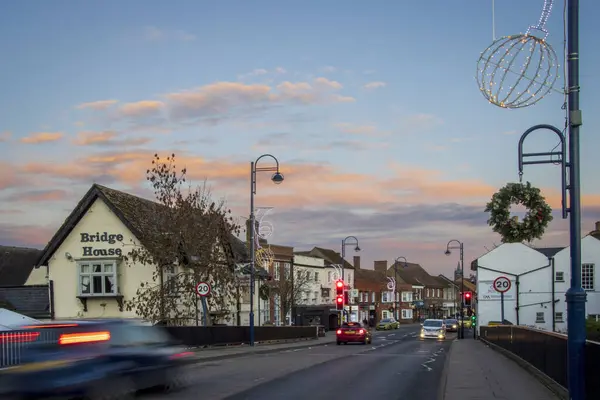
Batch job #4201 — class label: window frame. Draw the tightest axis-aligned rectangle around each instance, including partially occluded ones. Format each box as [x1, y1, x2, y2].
[555, 271, 565, 282]
[582, 263, 595, 291]
[77, 260, 119, 297]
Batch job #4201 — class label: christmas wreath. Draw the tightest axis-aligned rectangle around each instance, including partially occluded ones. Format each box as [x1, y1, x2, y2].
[484, 181, 553, 243]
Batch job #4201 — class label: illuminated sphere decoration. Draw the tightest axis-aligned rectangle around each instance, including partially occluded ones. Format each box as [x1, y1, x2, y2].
[476, 33, 559, 109]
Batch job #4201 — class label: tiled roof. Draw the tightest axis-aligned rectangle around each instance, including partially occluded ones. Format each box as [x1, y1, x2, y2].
[307, 247, 354, 269]
[355, 268, 388, 286]
[387, 262, 444, 288]
[0, 246, 43, 286]
[37, 184, 248, 267]
[0, 285, 51, 319]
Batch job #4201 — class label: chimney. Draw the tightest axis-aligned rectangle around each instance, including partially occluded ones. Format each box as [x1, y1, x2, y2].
[596, 221, 600, 232]
[353, 256, 361, 269]
[592, 221, 600, 239]
[374, 260, 387, 274]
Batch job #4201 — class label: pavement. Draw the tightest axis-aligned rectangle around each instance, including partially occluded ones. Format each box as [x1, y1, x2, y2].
[144, 324, 448, 399]
[441, 336, 561, 400]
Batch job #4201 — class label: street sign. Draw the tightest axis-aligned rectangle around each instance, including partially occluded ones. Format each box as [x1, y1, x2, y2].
[493, 276, 512, 293]
[196, 282, 211, 297]
[492, 276, 511, 325]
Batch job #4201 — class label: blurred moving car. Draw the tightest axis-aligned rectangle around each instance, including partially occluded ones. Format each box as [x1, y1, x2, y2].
[375, 318, 399, 331]
[336, 322, 372, 345]
[419, 319, 446, 340]
[0, 319, 194, 399]
[444, 319, 458, 332]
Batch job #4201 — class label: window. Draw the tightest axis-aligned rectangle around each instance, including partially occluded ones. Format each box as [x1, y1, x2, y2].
[327, 271, 332, 283]
[382, 291, 392, 303]
[163, 265, 178, 295]
[554, 312, 564, 322]
[241, 287, 250, 303]
[284, 263, 291, 279]
[78, 261, 118, 296]
[555, 271, 565, 282]
[437, 289, 441, 297]
[371, 292, 375, 302]
[426, 288, 430, 298]
[582, 263, 595, 291]
[535, 312, 545, 323]
[401, 292, 412, 302]
[347, 273, 352, 284]
[314, 272, 319, 282]
[382, 310, 390, 319]
[401, 309, 413, 320]
[273, 262, 281, 280]
[306, 271, 312, 281]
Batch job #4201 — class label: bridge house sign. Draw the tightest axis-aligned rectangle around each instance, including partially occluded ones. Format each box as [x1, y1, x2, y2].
[80, 232, 123, 257]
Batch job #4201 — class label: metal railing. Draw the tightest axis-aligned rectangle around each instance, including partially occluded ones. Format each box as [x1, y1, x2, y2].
[480, 325, 600, 398]
[1, 329, 60, 368]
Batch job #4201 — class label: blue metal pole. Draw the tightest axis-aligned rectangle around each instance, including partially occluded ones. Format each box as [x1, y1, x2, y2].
[565, 1, 586, 398]
[249, 162, 256, 346]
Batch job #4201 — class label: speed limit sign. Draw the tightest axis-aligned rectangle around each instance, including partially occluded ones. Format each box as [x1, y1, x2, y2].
[493, 276, 511, 293]
[196, 282, 211, 297]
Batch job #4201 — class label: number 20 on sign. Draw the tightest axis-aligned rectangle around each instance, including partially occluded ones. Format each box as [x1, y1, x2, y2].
[196, 282, 211, 297]
[493, 276, 511, 293]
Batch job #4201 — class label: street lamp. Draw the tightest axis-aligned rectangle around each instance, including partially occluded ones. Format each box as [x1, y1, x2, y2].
[445, 240, 464, 340]
[341, 236, 360, 322]
[394, 256, 408, 321]
[249, 154, 284, 347]
[515, 2, 586, 397]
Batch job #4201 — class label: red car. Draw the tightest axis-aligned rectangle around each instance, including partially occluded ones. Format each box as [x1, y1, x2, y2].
[336, 322, 372, 345]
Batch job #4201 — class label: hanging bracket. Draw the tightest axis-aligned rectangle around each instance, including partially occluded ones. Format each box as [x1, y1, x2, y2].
[517, 124, 569, 219]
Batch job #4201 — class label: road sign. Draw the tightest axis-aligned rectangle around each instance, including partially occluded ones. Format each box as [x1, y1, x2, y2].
[493, 276, 512, 293]
[196, 282, 211, 297]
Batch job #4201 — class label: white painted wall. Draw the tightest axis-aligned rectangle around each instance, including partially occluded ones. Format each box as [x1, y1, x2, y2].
[47, 198, 153, 319]
[475, 243, 555, 332]
[553, 235, 600, 333]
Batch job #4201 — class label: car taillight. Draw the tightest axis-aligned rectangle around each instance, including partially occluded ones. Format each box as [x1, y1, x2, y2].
[336, 329, 342, 335]
[169, 351, 194, 360]
[58, 331, 111, 345]
[0, 332, 40, 343]
[359, 329, 364, 335]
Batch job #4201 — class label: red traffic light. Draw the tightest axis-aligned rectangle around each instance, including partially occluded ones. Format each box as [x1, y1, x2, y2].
[335, 294, 344, 310]
[335, 280, 345, 296]
[336, 280, 344, 289]
[336, 296, 343, 304]
[465, 292, 471, 299]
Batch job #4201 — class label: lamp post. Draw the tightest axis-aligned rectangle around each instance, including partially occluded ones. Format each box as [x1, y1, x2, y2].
[394, 256, 408, 321]
[445, 240, 464, 340]
[515, 2, 585, 397]
[249, 154, 284, 347]
[341, 236, 360, 322]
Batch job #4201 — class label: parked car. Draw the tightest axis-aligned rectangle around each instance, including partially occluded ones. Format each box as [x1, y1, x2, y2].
[419, 319, 446, 340]
[375, 318, 399, 331]
[0, 319, 194, 399]
[336, 322, 372, 345]
[444, 319, 458, 332]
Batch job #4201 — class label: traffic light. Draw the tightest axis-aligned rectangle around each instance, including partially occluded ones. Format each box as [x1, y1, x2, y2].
[464, 291, 472, 307]
[467, 307, 473, 317]
[344, 291, 349, 305]
[336, 295, 344, 310]
[471, 315, 476, 323]
[335, 280, 344, 296]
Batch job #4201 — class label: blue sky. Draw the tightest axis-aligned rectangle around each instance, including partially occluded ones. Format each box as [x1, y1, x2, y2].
[1, 0, 599, 276]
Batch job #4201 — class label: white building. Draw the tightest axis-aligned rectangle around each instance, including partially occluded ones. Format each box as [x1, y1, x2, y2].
[31, 184, 248, 326]
[473, 226, 600, 333]
[473, 242, 564, 332]
[553, 233, 600, 330]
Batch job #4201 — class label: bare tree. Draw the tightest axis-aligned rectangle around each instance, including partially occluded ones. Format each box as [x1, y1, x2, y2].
[261, 263, 314, 325]
[124, 154, 241, 325]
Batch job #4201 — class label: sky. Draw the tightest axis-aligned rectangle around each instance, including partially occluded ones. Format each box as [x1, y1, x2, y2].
[1, 0, 599, 278]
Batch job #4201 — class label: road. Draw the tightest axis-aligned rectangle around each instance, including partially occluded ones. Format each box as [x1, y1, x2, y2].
[146, 325, 455, 400]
